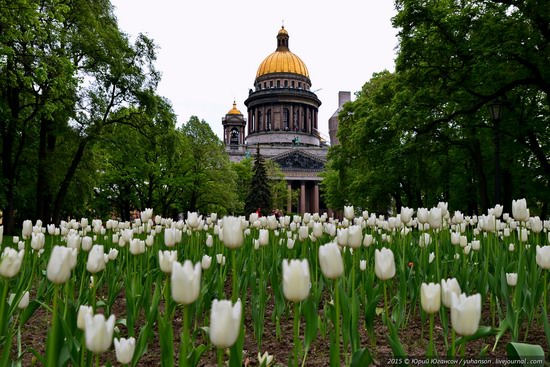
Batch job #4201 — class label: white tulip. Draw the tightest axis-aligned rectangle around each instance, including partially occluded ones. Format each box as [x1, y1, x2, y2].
[171, 260, 201, 305]
[209, 299, 241, 348]
[282, 259, 310, 302]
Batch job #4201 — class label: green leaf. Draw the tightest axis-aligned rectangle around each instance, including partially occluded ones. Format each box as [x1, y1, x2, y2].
[506, 342, 545, 367]
[350, 347, 374, 367]
[541, 307, 550, 356]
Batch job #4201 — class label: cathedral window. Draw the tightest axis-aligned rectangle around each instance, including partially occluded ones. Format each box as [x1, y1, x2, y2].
[283, 108, 290, 131]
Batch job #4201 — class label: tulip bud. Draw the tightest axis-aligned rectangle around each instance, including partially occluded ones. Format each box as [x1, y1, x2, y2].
[80, 236, 92, 252]
[374, 247, 396, 280]
[216, 254, 226, 265]
[429, 252, 435, 263]
[114, 337, 136, 364]
[206, 234, 213, 247]
[164, 228, 177, 247]
[22, 220, 32, 239]
[512, 198, 529, 222]
[108, 248, 119, 260]
[420, 282, 441, 314]
[450, 293, 481, 336]
[78, 305, 93, 330]
[312, 222, 323, 238]
[318, 242, 344, 279]
[258, 229, 269, 246]
[400, 207, 414, 225]
[441, 278, 461, 308]
[347, 225, 362, 248]
[343, 206, 354, 220]
[186, 211, 201, 229]
[506, 273, 517, 287]
[282, 259, 310, 302]
[286, 238, 295, 249]
[362, 234, 374, 247]
[130, 239, 145, 255]
[428, 207, 442, 230]
[359, 260, 367, 271]
[201, 255, 212, 270]
[417, 208, 429, 224]
[84, 313, 116, 354]
[536, 245, 550, 269]
[222, 216, 244, 249]
[159, 250, 177, 273]
[46, 246, 75, 284]
[258, 351, 274, 367]
[0, 247, 25, 278]
[86, 245, 106, 274]
[451, 232, 460, 245]
[210, 299, 242, 348]
[171, 260, 201, 305]
[18, 291, 30, 309]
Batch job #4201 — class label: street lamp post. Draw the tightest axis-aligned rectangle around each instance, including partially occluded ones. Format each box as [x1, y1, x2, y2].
[488, 99, 504, 206]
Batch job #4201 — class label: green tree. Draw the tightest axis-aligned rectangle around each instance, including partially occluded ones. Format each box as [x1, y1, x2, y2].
[179, 116, 238, 216]
[393, 0, 550, 213]
[245, 146, 272, 216]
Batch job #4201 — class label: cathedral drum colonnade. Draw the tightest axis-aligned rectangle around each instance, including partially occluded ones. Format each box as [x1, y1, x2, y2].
[223, 26, 344, 214]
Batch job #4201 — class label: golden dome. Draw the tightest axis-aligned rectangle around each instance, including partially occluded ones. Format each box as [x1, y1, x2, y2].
[227, 101, 242, 115]
[256, 27, 309, 78]
[256, 51, 309, 78]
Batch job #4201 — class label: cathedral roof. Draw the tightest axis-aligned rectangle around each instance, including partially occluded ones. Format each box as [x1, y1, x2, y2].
[227, 101, 242, 115]
[256, 26, 309, 78]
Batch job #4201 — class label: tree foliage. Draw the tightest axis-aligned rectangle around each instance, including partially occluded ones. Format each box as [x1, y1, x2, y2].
[244, 146, 272, 216]
[323, 0, 550, 215]
[0, 1, 240, 229]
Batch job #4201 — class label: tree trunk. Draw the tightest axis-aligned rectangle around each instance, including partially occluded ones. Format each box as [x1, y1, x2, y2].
[52, 139, 88, 223]
[36, 116, 55, 222]
[470, 139, 490, 213]
[2, 83, 19, 235]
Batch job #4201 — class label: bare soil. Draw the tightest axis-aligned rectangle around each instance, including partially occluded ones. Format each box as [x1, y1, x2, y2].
[11, 284, 549, 366]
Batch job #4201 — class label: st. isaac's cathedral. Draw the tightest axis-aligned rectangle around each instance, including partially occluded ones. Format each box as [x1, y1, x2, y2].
[222, 26, 349, 215]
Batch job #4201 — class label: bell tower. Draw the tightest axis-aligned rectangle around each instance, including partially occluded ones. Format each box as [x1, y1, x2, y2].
[222, 101, 247, 156]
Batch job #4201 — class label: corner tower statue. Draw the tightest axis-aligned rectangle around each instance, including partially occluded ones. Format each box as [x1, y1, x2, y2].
[222, 26, 329, 214]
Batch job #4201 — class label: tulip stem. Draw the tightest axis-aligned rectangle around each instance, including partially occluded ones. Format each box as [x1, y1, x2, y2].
[451, 328, 456, 357]
[95, 354, 99, 367]
[0, 278, 8, 334]
[293, 301, 301, 367]
[334, 278, 341, 366]
[544, 271, 548, 316]
[232, 249, 238, 303]
[91, 274, 97, 312]
[180, 304, 189, 367]
[217, 348, 223, 367]
[428, 313, 434, 357]
[46, 285, 60, 367]
[384, 280, 389, 319]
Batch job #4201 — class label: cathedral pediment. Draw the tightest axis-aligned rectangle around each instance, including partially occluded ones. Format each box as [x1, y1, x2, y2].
[270, 150, 326, 171]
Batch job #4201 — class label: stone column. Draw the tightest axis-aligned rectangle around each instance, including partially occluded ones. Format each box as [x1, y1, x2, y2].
[300, 181, 306, 214]
[313, 181, 320, 214]
[287, 182, 292, 214]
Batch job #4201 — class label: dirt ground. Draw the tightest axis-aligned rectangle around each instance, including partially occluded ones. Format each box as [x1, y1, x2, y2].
[12, 283, 549, 367]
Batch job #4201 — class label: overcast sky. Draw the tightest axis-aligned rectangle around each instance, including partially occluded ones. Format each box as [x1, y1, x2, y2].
[110, 0, 399, 140]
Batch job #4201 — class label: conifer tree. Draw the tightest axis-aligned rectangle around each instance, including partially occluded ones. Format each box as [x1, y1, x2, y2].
[245, 145, 272, 216]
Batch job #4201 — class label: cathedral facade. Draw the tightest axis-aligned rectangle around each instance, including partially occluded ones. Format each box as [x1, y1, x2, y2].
[222, 26, 330, 214]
